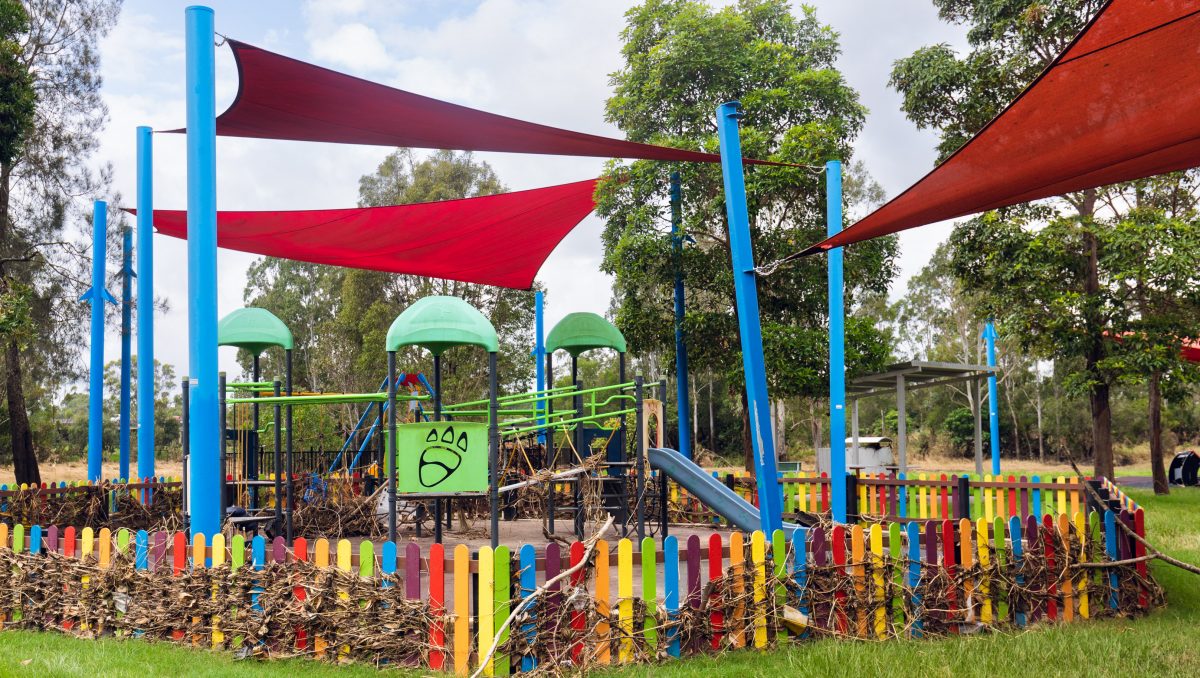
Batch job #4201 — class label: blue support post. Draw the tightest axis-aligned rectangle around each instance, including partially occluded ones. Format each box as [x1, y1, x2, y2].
[136, 126, 155, 486]
[826, 160, 847, 523]
[983, 320, 1001, 475]
[533, 290, 546, 445]
[83, 200, 116, 483]
[670, 171, 691, 459]
[185, 5, 220, 538]
[714, 101, 782, 536]
[119, 225, 133, 481]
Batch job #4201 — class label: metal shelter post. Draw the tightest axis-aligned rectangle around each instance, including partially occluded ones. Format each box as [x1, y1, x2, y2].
[983, 320, 1002, 475]
[135, 125, 155, 488]
[184, 5, 220, 537]
[851, 399, 860, 468]
[826, 160, 847, 523]
[670, 171, 691, 459]
[714, 101, 783, 535]
[973, 378, 984, 475]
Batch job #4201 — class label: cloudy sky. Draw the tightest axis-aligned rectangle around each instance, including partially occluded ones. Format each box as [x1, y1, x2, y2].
[92, 0, 967, 382]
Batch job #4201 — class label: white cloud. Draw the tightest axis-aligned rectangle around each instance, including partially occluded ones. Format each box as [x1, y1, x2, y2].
[310, 23, 392, 71]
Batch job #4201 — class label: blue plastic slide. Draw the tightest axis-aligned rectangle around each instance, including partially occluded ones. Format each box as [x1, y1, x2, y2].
[648, 447, 804, 533]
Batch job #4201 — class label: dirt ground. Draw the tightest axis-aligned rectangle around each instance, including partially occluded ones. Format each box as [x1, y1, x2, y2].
[0, 459, 184, 485]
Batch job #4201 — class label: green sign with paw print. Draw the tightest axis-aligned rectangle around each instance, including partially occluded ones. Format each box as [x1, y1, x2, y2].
[396, 421, 488, 494]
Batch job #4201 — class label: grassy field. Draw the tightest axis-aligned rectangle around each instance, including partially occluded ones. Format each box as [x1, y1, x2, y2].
[0, 487, 1196, 678]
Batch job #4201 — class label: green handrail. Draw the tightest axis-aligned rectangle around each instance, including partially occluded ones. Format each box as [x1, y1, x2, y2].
[226, 392, 429, 406]
[227, 381, 274, 390]
[504, 407, 635, 436]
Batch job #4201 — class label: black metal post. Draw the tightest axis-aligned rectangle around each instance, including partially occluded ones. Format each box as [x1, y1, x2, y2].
[285, 349, 294, 543]
[573, 378, 584, 539]
[272, 379, 283, 535]
[617, 352, 627, 475]
[635, 376, 645, 540]
[845, 473, 859, 522]
[218, 372, 227, 515]
[181, 376, 190, 533]
[249, 354, 260, 510]
[546, 351, 556, 534]
[434, 354, 443, 544]
[956, 475, 971, 520]
[387, 351, 398, 542]
[488, 351, 500, 548]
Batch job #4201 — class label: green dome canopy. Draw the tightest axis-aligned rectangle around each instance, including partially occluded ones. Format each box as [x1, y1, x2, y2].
[386, 296, 499, 355]
[217, 307, 294, 355]
[546, 312, 626, 357]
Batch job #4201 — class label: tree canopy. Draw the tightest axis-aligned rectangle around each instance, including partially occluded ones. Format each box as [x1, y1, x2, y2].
[599, 0, 896, 467]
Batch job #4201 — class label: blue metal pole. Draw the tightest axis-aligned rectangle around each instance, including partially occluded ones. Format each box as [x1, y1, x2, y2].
[119, 224, 133, 481]
[826, 160, 847, 523]
[983, 320, 1002, 475]
[534, 290, 546, 445]
[185, 5, 220, 538]
[136, 126, 155, 485]
[714, 101, 782, 536]
[670, 171, 691, 460]
[83, 200, 115, 482]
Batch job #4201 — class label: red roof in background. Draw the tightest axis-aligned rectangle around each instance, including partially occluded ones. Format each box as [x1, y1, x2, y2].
[802, 0, 1200, 255]
[176, 39, 787, 166]
[140, 179, 599, 290]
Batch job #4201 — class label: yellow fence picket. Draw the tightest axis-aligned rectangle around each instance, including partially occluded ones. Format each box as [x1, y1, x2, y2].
[751, 531, 767, 648]
[618, 538, 633, 663]
[976, 518, 992, 625]
[454, 544, 470, 676]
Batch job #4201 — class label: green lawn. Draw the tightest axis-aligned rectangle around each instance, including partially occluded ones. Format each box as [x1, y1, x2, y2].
[1, 488, 1197, 677]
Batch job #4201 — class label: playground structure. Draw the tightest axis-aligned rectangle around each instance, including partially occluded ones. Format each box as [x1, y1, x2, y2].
[3, 1, 1191, 672]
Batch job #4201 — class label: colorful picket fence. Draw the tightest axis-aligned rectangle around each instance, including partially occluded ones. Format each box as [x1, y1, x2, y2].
[0, 501, 1157, 672]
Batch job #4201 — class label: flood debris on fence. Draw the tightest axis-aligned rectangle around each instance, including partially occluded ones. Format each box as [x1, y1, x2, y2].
[0, 501, 1159, 675]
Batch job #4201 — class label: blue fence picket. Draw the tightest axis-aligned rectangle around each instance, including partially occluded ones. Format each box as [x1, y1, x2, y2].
[664, 535, 680, 657]
[519, 544, 537, 672]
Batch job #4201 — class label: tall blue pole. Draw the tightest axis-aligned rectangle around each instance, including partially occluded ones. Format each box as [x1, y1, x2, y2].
[119, 225, 133, 481]
[983, 320, 1001, 475]
[714, 101, 782, 536]
[185, 5, 220, 537]
[826, 160, 847, 523]
[670, 171, 691, 460]
[136, 126, 155, 484]
[534, 290, 546, 445]
[83, 200, 115, 482]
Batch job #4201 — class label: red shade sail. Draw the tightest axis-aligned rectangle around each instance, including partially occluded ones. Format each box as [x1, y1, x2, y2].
[1183, 340, 1200, 364]
[142, 179, 599, 290]
[802, 0, 1200, 256]
[183, 39, 783, 166]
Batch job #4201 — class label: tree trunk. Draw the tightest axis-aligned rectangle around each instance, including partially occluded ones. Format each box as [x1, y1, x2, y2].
[1035, 375, 1045, 463]
[6, 339, 40, 485]
[691, 380, 698, 449]
[1090, 381, 1114, 479]
[775, 399, 786, 458]
[1148, 370, 1169, 495]
[707, 379, 714, 452]
[739, 388, 753, 473]
[1079, 189, 1114, 479]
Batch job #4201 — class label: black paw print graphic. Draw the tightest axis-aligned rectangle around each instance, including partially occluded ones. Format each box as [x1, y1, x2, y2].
[419, 426, 468, 488]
